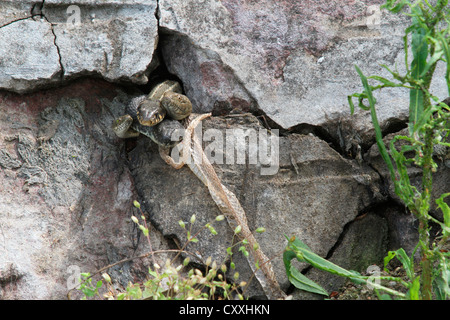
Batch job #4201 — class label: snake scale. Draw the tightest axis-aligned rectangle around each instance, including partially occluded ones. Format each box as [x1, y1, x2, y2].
[113, 81, 286, 299]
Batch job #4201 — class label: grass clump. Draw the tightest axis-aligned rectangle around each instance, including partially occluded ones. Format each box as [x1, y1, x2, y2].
[70, 201, 265, 300]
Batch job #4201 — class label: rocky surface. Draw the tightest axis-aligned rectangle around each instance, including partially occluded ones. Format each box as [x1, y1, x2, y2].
[128, 114, 382, 296]
[0, 79, 175, 299]
[0, 0, 159, 93]
[0, 80, 388, 299]
[0, 1, 448, 300]
[158, 0, 448, 142]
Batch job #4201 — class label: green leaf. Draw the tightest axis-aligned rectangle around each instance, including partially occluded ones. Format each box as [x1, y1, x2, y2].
[409, 20, 428, 134]
[148, 268, 158, 277]
[419, 45, 443, 78]
[286, 262, 328, 296]
[382, 0, 410, 13]
[384, 251, 397, 271]
[437, 32, 450, 96]
[407, 276, 421, 300]
[96, 280, 103, 289]
[433, 276, 447, 300]
[377, 293, 393, 300]
[409, 88, 424, 134]
[354, 65, 397, 184]
[285, 236, 365, 281]
[82, 287, 96, 297]
[284, 235, 407, 299]
[384, 248, 415, 281]
[436, 193, 450, 228]
[282, 238, 328, 296]
[348, 95, 355, 115]
[433, 256, 450, 300]
[368, 75, 403, 88]
[413, 104, 438, 132]
[396, 248, 415, 280]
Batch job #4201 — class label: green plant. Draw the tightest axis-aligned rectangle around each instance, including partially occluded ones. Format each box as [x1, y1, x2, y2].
[78, 272, 104, 300]
[71, 200, 266, 300]
[285, 0, 450, 300]
[284, 236, 410, 299]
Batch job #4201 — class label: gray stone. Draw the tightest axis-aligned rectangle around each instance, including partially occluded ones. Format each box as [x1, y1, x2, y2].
[161, 32, 257, 115]
[43, 0, 159, 84]
[128, 114, 382, 297]
[0, 0, 159, 93]
[158, 0, 448, 147]
[0, 0, 32, 26]
[0, 18, 61, 93]
[383, 206, 420, 261]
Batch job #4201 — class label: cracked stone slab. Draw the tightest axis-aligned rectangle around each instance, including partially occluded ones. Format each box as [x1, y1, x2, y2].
[0, 18, 61, 92]
[0, 0, 32, 26]
[0, 0, 159, 93]
[158, 0, 449, 134]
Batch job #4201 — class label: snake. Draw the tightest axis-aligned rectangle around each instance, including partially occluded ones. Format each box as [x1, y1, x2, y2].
[112, 81, 286, 299]
[111, 80, 192, 147]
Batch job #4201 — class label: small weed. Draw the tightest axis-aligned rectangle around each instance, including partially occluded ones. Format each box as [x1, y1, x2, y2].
[71, 200, 266, 300]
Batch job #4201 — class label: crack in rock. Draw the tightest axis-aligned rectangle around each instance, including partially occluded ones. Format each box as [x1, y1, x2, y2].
[40, 0, 65, 79]
[1, 1, 159, 93]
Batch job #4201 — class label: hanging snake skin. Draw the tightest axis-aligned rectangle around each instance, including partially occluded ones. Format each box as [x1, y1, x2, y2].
[113, 80, 285, 299]
[159, 113, 286, 300]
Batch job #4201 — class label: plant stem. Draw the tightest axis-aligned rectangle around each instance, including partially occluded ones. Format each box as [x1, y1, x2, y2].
[421, 245, 433, 300]
[415, 123, 435, 299]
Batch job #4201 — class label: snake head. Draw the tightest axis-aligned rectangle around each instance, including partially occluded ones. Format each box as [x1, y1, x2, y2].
[137, 99, 166, 126]
[112, 114, 138, 138]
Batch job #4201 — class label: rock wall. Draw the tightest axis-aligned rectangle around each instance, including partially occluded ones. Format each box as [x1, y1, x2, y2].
[0, 1, 448, 299]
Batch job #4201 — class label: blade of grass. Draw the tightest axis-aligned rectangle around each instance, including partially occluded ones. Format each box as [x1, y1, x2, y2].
[354, 65, 397, 183]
